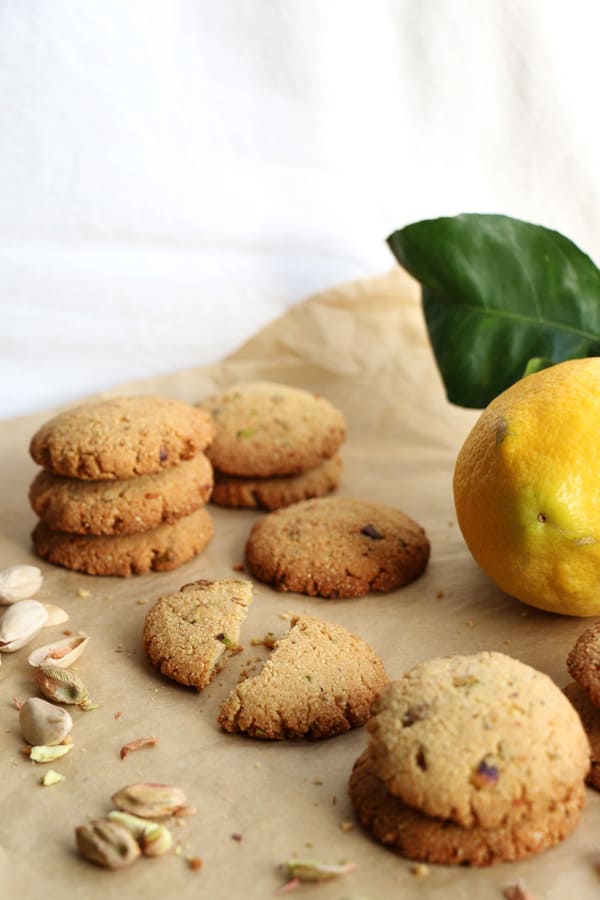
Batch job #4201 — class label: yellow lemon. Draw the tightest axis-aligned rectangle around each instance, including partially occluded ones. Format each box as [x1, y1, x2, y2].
[453, 357, 600, 616]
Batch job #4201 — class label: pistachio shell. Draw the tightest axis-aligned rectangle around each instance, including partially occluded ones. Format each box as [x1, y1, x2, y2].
[34, 665, 90, 706]
[28, 633, 88, 669]
[42, 603, 70, 626]
[19, 697, 73, 745]
[0, 565, 43, 604]
[75, 819, 141, 869]
[112, 783, 190, 819]
[0, 599, 48, 651]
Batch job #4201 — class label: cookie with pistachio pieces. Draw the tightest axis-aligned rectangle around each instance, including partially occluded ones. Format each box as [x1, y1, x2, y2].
[211, 454, 342, 511]
[245, 496, 429, 598]
[367, 651, 590, 830]
[199, 381, 346, 477]
[32, 507, 213, 577]
[143, 578, 253, 689]
[29, 452, 213, 535]
[218, 614, 387, 739]
[349, 748, 585, 866]
[30, 395, 215, 480]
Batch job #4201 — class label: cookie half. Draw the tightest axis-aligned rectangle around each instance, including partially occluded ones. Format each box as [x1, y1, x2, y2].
[245, 497, 430, 598]
[566, 623, 600, 707]
[563, 682, 599, 790]
[30, 395, 215, 480]
[218, 614, 387, 739]
[32, 507, 213, 577]
[367, 651, 590, 830]
[211, 455, 342, 511]
[349, 749, 585, 866]
[29, 453, 213, 535]
[199, 382, 346, 477]
[143, 579, 253, 689]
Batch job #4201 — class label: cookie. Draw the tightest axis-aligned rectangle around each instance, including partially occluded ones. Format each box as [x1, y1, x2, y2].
[31, 507, 213, 577]
[218, 614, 387, 739]
[563, 682, 599, 790]
[349, 748, 584, 866]
[566, 622, 600, 706]
[211, 455, 342, 511]
[367, 652, 590, 830]
[245, 497, 430, 598]
[29, 453, 213, 535]
[143, 579, 253, 690]
[199, 382, 346, 477]
[30, 395, 215, 480]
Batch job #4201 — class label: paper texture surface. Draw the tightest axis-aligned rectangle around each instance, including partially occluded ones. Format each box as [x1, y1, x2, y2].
[1, 268, 597, 898]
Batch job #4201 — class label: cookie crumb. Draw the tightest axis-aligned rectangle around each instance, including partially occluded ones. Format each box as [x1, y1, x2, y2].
[188, 856, 203, 871]
[232, 563, 245, 572]
[136, 598, 147, 605]
[503, 883, 536, 900]
[340, 821, 353, 832]
[436, 590, 444, 599]
[231, 833, 243, 842]
[77, 588, 91, 598]
[312, 778, 323, 786]
[411, 863, 430, 878]
[114, 711, 122, 720]
[250, 632, 276, 649]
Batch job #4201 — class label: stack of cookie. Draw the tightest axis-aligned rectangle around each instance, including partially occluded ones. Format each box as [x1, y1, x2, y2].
[198, 382, 346, 511]
[350, 652, 589, 866]
[28, 395, 216, 577]
[565, 623, 600, 791]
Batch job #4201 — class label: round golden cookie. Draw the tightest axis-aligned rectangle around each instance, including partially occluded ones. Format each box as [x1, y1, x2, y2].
[211, 455, 342, 511]
[30, 395, 215, 480]
[244, 497, 430, 598]
[143, 578, 253, 690]
[566, 622, 600, 707]
[349, 749, 585, 866]
[218, 614, 387, 739]
[29, 453, 213, 535]
[31, 507, 213, 577]
[563, 682, 599, 790]
[367, 652, 590, 830]
[199, 381, 346, 477]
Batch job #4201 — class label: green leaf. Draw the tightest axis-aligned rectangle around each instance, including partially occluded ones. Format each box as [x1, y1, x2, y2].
[387, 214, 600, 408]
[521, 357, 554, 378]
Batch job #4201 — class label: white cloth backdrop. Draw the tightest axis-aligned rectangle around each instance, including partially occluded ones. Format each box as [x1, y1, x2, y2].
[1, 0, 599, 419]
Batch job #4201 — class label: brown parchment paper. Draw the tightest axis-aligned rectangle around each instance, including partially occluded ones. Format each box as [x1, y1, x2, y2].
[1, 268, 599, 899]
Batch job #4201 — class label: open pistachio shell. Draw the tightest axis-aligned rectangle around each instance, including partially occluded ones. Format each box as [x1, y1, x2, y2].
[42, 604, 70, 626]
[0, 599, 48, 651]
[28, 633, 89, 669]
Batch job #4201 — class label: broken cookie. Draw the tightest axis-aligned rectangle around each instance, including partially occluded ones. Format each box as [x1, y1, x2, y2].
[218, 614, 387, 739]
[142, 579, 253, 689]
